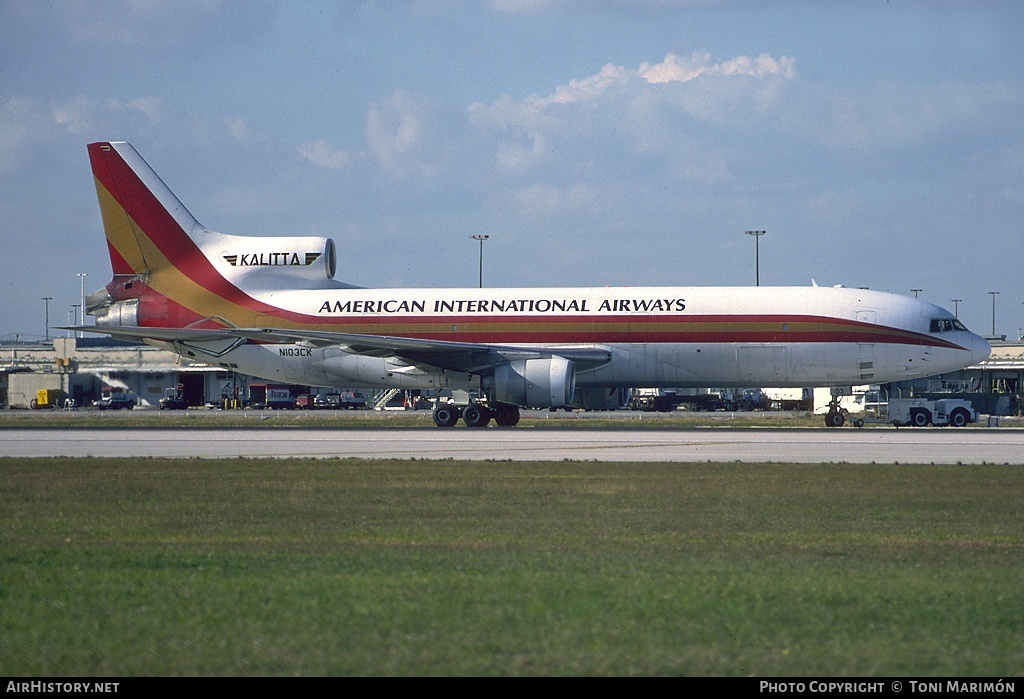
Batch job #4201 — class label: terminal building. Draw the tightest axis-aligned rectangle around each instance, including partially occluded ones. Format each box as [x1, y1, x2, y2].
[2, 336, 1021, 416]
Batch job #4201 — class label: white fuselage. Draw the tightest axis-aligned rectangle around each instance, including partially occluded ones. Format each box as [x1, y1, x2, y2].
[166, 285, 990, 393]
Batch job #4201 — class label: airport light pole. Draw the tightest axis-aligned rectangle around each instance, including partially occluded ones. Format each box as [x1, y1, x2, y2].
[77, 272, 87, 338]
[470, 234, 489, 288]
[42, 297, 52, 341]
[951, 299, 962, 318]
[911, 289, 922, 298]
[745, 230, 765, 286]
[989, 291, 999, 338]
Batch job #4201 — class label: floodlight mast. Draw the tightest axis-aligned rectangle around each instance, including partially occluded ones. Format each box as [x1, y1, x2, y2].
[470, 234, 489, 288]
[744, 230, 766, 286]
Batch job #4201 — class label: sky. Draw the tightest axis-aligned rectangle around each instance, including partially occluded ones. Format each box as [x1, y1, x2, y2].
[1, 0, 1022, 342]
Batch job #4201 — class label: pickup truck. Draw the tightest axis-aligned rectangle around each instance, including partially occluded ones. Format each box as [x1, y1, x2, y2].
[94, 391, 136, 410]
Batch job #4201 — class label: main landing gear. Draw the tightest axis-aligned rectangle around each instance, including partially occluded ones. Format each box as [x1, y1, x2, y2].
[432, 402, 521, 428]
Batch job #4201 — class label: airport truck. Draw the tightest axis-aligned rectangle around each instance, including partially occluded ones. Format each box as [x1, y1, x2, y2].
[630, 388, 771, 412]
[248, 384, 296, 410]
[888, 398, 977, 427]
[93, 387, 136, 410]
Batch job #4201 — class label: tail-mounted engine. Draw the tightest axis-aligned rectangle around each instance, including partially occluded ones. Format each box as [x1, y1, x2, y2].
[203, 231, 337, 288]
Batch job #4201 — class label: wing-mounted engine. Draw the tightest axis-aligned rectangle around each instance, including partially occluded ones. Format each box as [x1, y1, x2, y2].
[199, 229, 338, 289]
[487, 357, 576, 408]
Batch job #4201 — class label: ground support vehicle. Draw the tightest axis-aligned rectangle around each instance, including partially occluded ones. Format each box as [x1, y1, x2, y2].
[338, 391, 368, 409]
[94, 389, 136, 410]
[887, 398, 977, 427]
[29, 389, 66, 410]
[159, 385, 188, 410]
[631, 390, 724, 412]
[763, 387, 815, 412]
[248, 384, 295, 409]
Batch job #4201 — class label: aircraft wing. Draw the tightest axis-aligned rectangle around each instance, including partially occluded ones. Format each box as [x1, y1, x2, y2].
[65, 325, 612, 373]
[61, 326, 238, 343]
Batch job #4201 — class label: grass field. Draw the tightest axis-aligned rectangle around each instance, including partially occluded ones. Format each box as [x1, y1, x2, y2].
[2, 457, 1021, 675]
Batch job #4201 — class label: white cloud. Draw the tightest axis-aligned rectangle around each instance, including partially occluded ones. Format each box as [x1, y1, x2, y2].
[51, 94, 166, 136]
[0, 97, 40, 177]
[467, 51, 798, 177]
[298, 139, 357, 170]
[471, 51, 796, 124]
[638, 51, 795, 84]
[365, 90, 438, 179]
[126, 97, 164, 121]
[52, 95, 101, 135]
[225, 117, 255, 142]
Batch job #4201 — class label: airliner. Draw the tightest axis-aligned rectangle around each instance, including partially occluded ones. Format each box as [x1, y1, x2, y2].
[78, 141, 990, 427]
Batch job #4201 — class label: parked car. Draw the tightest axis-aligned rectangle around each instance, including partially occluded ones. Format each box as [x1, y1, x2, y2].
[338, 391, 368, 409]
[295, 394, 313, 409]
[313, 393, 341, 409]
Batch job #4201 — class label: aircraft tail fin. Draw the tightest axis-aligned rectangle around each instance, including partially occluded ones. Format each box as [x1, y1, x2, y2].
[88, 141, 204, 278]
[86, 141, 237, 329]
[86, 141, 346, 331]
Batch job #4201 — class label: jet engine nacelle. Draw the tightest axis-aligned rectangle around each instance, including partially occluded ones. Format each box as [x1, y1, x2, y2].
[92, 297, 139, 327]
[490, 357, 575, 408]
[203, 230, 338, 287]
[576, 387, 632, 411]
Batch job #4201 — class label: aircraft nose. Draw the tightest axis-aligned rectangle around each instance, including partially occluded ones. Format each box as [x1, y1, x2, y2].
[970, 333, 992, 365]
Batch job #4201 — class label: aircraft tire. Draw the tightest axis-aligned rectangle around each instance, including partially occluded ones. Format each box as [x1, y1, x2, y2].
[910, 409, 931, 427]
[824, 411, 845, 428]
[463, 404, 492, 428]
[432, 404, 460, 428]
[493, 405, 520, 427]
[949, 408, 970, 428]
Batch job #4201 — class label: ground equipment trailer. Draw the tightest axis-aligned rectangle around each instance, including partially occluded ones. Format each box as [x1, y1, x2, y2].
[29, 388, 66, 409]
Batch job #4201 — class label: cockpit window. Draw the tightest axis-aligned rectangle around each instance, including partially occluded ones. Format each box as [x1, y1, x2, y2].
[930, 318, 968, 333]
